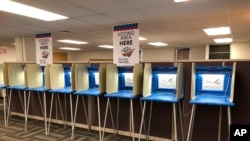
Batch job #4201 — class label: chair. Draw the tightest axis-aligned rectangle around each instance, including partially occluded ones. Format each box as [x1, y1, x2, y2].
[102, 63, 143, 141]
[138, 63, 184, 141]
[187, 62, 236, 141]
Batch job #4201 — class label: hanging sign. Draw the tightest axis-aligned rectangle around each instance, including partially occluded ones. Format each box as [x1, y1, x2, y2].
[0, 46, 7, 54]
[113, 23, 139, 66]
[35, 33, 53, 66]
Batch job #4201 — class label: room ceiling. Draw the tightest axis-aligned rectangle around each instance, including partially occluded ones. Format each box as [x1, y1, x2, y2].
[0, 0, 250, 52]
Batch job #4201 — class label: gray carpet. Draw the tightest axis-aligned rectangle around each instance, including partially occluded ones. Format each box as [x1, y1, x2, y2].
[0, 109, 140, 141]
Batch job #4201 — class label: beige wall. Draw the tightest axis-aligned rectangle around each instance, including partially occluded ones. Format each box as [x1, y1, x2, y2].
[190, 46, 206, 60]
[0, 46, 16, 63]
[72, 46, 206, 62]
[142, 48, 175, 62]
[231, 42, 250, 59]
[11, 37, 250, 62]
[74, 50, 113, 61]
[23, 37, 36, 62]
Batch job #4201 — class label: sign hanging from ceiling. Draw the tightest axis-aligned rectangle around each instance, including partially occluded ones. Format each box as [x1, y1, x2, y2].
[35, 33, 53, 66]
[113, 22, 139, 66]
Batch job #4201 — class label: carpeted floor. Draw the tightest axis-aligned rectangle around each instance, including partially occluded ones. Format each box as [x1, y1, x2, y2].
[0, 109, 142, 141]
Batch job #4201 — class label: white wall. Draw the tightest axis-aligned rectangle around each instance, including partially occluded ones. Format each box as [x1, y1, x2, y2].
[142, 48, 175, 62]
[0, 46, 16, 63]
[190, 46, 206, 60]
[11, 37, 250, 62]
[231, 42, 250, 59]
[72, 46, 206, 62]
[74, 50, 113, 61]
[23, 37, 36, 62]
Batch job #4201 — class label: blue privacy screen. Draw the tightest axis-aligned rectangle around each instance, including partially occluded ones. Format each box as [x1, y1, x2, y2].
[64, 66, 71, 87]
[88, 66, 99, 88]
[118, 66, 133, 90]
[195, 66, 232, 97]
[151, 66, 178, 94]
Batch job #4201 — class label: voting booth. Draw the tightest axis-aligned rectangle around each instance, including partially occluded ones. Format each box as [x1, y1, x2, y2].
[24, 64, 48, 134]
[138, 63, 184, 141]
[47, 63, 74, 135]
[72, 63, 107, 141]
[102, 63, 143, 141]
[6, 63, 28, 130]
[187, 62, 236, 141]
[0, 64, 8, 127]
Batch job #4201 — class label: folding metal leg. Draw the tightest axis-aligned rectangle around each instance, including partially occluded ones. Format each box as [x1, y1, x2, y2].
[69, 94, 73, 141]
[71, 95, 79, 140]
[173, 103, 177, 141]
[187, 104, 196, 141]
[1, 88, 7, 127]
[6, 89, 12, 126]
[48, 93, 55, 135]
[116, 99, 120, 135]
[138, 101, 147, 141]
[37, 92, 44, 116]
[72, 95, 89, 141]
[56, 94, 65, 126]
[146, 101, 153, 141]
[227, 107, 231, 138]
[178, 102, 184, 141]
[64, 94, 67, 126]
[44, 92, 48, 135]
[130, 99, 135, 141]
[83, 96, 90, 132]
[24, 91, 31, 131]
[48, 93, 65, 134]
[18, 90, 25, 113]
[97, 96, 102, 141]
[6, 89, 25, 126]
[102, 97, 117, 141]
[218, 106, 222, 141]
[102, 98, 110, 141]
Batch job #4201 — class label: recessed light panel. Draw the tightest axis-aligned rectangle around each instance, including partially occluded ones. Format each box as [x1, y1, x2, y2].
[57, 39, 88, 45]
[98, 45, 113, 49]
[203, 27, 231, 36]
[0, 0, 68, 21]
[174, 0, 189, 3]
[147, 42, 168, 46]
[213, 38, 233, 43]
[59, 47, 81, 51]
[139, 37, 147, 41]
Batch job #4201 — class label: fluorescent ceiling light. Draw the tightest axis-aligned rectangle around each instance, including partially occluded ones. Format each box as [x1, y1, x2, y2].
[59, 47, 81, 51]
[147, 42, 168, 46]
[139, 37, 147, 41]
[0, 0, 68, 21]
[57, 39, 88, 45]
[203, 27, 231, 36]
[213, 38, 233, 43]
[98, 45, 113, 49]
[174, 0, 189, 3]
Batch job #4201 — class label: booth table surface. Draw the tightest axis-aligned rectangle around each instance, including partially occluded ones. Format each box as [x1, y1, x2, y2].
[8, 85, 27, 90]
[26, 86, 48, 92]
[141, 94, 182, 103]
[48, 87, 73, 94]
[104, 90, 139, 99]
[0, 84, 7, 88]
[189, 95, 234, 106]
[73, 88, 102, 96]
